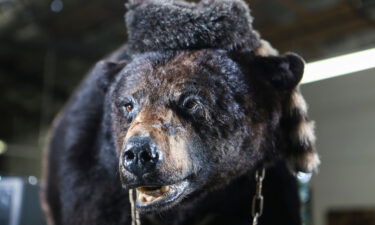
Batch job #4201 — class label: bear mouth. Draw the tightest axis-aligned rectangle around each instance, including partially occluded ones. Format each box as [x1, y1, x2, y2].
[135, 180, 189, 211]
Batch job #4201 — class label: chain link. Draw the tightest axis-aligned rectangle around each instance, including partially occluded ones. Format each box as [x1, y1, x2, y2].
[129, 189, 141, 225]
[252, 168, 266, 225]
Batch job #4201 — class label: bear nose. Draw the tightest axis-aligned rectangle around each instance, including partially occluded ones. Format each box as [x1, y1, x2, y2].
[122, 136, 162, 177]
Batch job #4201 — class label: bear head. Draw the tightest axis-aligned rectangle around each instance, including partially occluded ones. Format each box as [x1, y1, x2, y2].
[97, 0, 319, 213]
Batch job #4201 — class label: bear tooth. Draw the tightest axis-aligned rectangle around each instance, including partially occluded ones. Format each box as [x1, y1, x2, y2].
[145, 195, 154, 202]
[161, 186, 170, 193]
[137, 192, 143, 202]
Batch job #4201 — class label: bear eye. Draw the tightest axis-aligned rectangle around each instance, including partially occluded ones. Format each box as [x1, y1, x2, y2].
[184, 99, 198, 110]
[119, 97, 137, 117]
[123, 103, 134, 113]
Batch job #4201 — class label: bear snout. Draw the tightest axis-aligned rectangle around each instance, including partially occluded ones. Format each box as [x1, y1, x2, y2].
[121, 136, 163, 178]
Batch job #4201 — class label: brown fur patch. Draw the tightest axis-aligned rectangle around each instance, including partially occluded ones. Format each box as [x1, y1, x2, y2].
[293, 120, 316, 147]
[286, 90, 319, 172]
[290, 91, 308, 115]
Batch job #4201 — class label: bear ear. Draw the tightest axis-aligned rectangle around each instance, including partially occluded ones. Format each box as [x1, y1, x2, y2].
[95, 60, 127, 92]
[253, 52, 305, 90]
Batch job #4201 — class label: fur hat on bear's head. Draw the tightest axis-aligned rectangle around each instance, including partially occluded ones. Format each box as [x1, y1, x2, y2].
[125, 0, 261, 53]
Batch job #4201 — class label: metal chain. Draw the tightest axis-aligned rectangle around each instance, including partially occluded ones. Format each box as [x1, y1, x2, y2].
[252, 168, 266, 225]
[128, 169, 265, 225]
[129, 189, 141, 225]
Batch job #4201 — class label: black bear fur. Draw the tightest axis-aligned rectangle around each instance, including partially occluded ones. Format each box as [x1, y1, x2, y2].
[41, 1, 319, 225]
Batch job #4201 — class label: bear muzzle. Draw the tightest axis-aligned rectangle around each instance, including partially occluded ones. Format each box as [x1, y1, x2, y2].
[120, 136, 192, 211]
[122, 136, 162, 177]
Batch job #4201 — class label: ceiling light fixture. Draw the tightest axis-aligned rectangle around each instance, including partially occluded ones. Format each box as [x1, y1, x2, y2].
[302, 47, 375, 84]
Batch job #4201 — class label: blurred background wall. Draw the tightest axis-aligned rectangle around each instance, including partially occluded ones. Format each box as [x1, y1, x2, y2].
[0, 0, 374, 224]
[303, 68, 375, 225]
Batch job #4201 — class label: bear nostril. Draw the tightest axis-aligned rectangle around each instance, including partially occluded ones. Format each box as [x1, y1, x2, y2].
[124, 150, 135, 161]
[140, 150, 153, 162]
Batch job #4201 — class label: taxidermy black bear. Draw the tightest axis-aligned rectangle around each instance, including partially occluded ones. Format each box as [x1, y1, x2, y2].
[41, 0, 320, 225]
